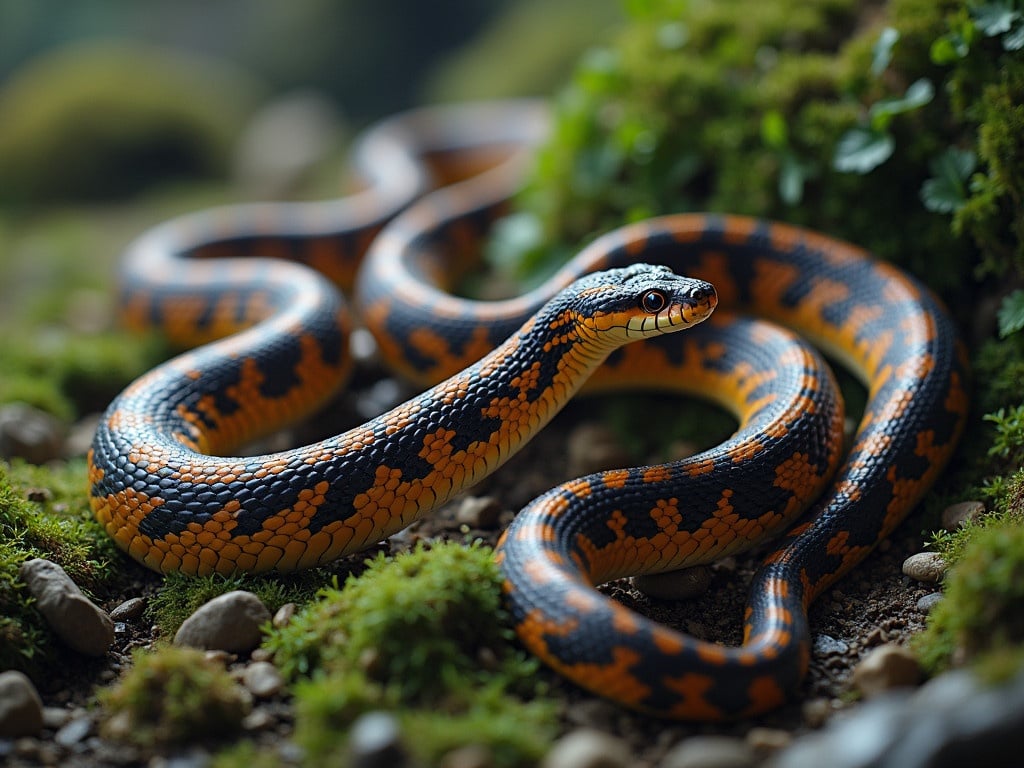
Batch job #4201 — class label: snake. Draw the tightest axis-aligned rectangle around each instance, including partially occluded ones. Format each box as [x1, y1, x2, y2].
[87, 100, 969, 720]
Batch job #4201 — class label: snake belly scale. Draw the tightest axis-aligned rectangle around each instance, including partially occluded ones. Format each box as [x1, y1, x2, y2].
[87, 101, 969, 720]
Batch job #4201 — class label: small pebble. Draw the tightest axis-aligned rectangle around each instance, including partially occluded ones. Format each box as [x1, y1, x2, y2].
[813, 634, 849, 656]
[242, 661, 285, 699]
[349, 711, 409, 768]
[941, 500, 985, 531]
[632, 566, 712, 600]
[250, 647, 274, 663]
[18, 558, 114, 656]
[174, 591, 271, 654]
[109, 597, 146, 623]
[901, 552, 946, 584]
[54, 716, 92, 747]
[661, 735, 756, 768]
[0, 671, 44, 738]
[851, 643, 922, 698]
[241, 709, 276, 732]
[41, 706, 70, 730]
[455, 496, 503, 529]
[915, 592, 944, 614]
[540, 728, 631, 768]
[273, 602, 297, 629]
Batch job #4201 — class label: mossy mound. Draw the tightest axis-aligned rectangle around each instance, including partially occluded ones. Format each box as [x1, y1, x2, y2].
[100, 646, 251, 746]
[264, 542, 554, 767]
[0, 42, 260, 204]
[916, 515, 1024, 678]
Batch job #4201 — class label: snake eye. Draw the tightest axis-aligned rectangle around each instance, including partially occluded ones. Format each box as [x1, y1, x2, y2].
[640, 290, 667, 313]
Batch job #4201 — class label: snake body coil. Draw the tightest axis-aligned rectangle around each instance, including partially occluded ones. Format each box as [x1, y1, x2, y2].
[88, 101, 968, 720]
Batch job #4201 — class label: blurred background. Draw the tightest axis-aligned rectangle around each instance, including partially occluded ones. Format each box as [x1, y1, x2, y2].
[0, 0, 620, 205]
[0, 0, 617, 426]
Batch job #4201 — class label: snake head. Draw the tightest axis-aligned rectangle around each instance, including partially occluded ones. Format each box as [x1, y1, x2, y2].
[565, 264, 718, 348]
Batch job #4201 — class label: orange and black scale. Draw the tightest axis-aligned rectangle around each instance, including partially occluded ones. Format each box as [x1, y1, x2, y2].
[490, 214, 969, 720]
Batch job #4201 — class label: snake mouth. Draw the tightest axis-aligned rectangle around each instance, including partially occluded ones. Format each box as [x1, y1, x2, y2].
[661, 282, 718, 330]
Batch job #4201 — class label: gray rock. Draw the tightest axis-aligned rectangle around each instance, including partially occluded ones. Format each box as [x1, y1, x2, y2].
[941, 500, 985, 530]
[813, 633, 849, 656]
[851, 644, 922, 698]
[540, 728, 631, 768]
[0, 671, 43, 741]
[108, 596, 146, 622]
[0, 403, 65, 463]
[272, 602, 297, 629]
[771, 669, 1024, 768]
[901, 552, 946, 584]
[632, 566, 711, 600]
[54, 716, 92, 747]
[915, 592, 944, 614]
[0, 671, 44, 738]
[769, 695, 911, 768]
[662, 735, 756, 768]
[242, 661, 285, 699]
[173, 590, 270, 653]
[18, 558, 113, 656]
[349, 711, 409, 768]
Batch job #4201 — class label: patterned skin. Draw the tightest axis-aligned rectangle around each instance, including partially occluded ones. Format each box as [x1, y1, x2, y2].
[88, 102, 968, 719]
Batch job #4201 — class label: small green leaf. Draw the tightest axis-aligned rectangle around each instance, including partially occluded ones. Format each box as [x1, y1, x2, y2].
[920, 148, 977, 213]
[833, 127, 894, 174]
[973, 2, 1020, 36]
[872, 27, 900, 76]
[760, 110, 788, 149]
[930, 33, 970, 63]
[997, 290, 1024, 338]
[869, 78, 935, 129]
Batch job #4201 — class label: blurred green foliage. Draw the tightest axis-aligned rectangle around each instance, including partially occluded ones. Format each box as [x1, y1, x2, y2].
[0, 43, 259, 204]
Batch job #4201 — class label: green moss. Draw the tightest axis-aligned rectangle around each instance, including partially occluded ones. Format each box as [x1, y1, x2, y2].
[0, 459, 117, 676]
[915, 519, 1024, 678]
[100, 646, 251, 746]
[264, 542, 554, 767]
[267, 542, 535, 698]
[294, 670, 555, 768]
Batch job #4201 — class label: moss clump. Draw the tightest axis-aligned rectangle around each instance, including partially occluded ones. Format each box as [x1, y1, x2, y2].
[264, 542, 555, 767]
[0, 459, 117, 676]
[0, 42, 259, 204]
[100, 646, 251, 746]
[915, 518, 1024, 679]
